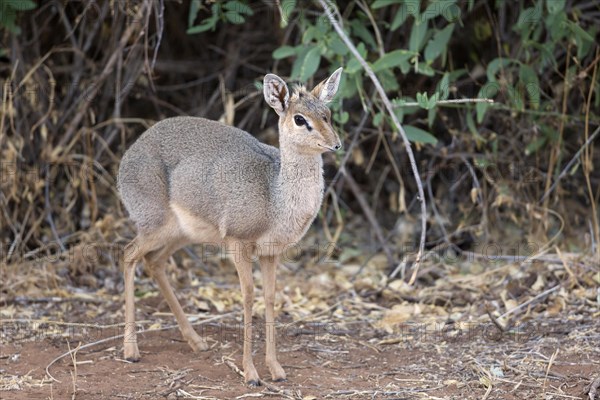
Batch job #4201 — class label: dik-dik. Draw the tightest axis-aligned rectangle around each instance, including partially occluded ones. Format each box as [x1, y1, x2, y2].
[117, 68, 342, 385]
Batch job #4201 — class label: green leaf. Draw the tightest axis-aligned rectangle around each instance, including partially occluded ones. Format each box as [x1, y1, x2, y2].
[187, 21, 216, 34]
[6, 0, 37, 10]
[329, 36, 348, 56]
[424, 23, 454, 63]
[416, 92, 428, 108]
[476, 87, 492, 123]
[0, 6, 16, 29]
[403, 125, 438, 144]
[372, 0, 402, 8]
[334, 111, 349, 124]
[187, 3, 219, 34]
[416, 63, 435, 76]
[528, 42, 558, 69]
[372, 50, 412, 72]
[467, 111, 490, 146]
[315, 13, 330, 35]
[346, 58, 363, 74]
[404, 0, 421, 18]
[351, 20, 377, 50]
[437, 72, 450, 100]
[409, 19, 428, 52]
[224, 11, 245, 24]
[442, 1, 461, 22]
[545, 0, 565, 15]
[423, 0, 457, 21]
[376, 69, 399, 92]
[466, 109, 478, 137]
[188, 0, 201, 27]
[567, 20, 595, 43]
[576, 26, 597, 60]
[272, 46, 297, 59]
[416, 92, 439, 110]
[373, 112, 384, 127]
[519, 64, 540, 110]
[525, 136, 547, 155]
[292, 45, 321, 82]
[448, 68, 467, 81]
[486, 58, 512, 82]
[428, 107, 436, 127]
[515, 5, 542, 33]
[302, 26, 317, 43]
[393, 107, 405, 124]
[279, 0, 296, 28]
[356, 42, 368, 58]
[391, 4, 409, 31]
[427, 93, 439, 109]
[546, 11, 567, 41]
[223, 1, 253, 15]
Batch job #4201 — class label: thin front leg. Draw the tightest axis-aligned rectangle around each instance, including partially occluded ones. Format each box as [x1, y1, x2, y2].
[259, 255, 286, 381]
[232, 252, 260, 386]
[123, 241, 141, 361]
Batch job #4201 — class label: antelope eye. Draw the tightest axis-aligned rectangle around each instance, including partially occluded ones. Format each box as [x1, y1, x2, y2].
[294, 115, 306, 127]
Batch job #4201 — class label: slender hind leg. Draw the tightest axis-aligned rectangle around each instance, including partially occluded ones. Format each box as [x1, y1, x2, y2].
[123, 231, 172, 361]
[123, 237, 152, 361]
[145, 247, 208, 352]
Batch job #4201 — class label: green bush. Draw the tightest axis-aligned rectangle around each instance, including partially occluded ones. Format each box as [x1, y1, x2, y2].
[0, 0, 37, 34]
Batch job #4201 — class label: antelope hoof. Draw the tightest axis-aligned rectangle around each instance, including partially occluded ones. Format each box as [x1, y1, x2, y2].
[247, 379, 261, 387]
[124, 343, 140, 362]
[244, 365, 260, 387]
[187, 335, 209, 352]
[269, 361, 287, 382]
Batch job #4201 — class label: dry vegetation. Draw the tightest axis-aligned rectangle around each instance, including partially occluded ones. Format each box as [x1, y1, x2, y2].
[1, 1, 599, 399]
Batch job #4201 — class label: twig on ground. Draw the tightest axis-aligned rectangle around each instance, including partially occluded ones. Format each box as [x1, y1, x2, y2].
[222, 358, 297, 399]
[485, 303, 506, 332]
[0, 318, 146, 329]
[67, 341, 80, 400]
[498, 285, 561, 320]
[543, 348, 559, 391]
[2, 296, 103, 305]
[45, 312, 238, 383]
[586, 375, 600, 400]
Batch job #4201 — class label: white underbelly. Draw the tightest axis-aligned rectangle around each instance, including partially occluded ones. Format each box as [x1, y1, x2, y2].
[170, 203, 222, 243]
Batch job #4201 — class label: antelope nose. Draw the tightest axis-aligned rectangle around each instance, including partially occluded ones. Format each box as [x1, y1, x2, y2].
[333, 143, 342, 151]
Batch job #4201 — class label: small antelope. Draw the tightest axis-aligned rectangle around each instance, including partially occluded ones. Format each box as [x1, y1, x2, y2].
[117, 68, 343, 385]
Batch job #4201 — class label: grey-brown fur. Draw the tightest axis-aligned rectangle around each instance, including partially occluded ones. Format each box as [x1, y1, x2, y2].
[118, 117, 279, 238]
[117, 68, 343, 385]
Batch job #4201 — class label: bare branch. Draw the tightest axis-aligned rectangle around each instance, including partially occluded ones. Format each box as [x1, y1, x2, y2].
[319, 0, 427, 284]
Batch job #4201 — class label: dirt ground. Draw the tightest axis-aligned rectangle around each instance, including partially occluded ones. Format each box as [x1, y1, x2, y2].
[1, 314, 598, 399]
[1, 252, 599, 399]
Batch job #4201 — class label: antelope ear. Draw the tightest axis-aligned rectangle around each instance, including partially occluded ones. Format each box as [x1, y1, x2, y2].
[311, 67, 343, 103]
[264, 73, 289, 115]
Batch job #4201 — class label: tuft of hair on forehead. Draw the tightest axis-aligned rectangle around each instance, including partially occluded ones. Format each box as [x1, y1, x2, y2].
[290, 84, 310, 101]
[289, 84, 331, 117]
